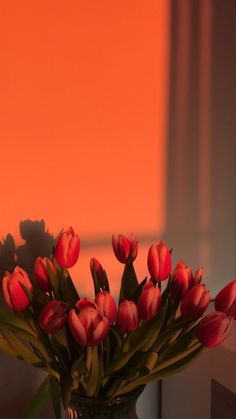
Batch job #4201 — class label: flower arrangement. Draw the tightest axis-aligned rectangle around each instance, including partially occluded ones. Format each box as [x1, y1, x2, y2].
[0, 227, 235, 418]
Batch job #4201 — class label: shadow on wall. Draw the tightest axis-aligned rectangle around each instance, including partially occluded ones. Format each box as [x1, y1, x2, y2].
[0, 219, 59, 418]
[0, 219, 57, 280]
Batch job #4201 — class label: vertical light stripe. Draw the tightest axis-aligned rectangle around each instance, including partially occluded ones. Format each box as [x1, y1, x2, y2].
[198, 0, 212, 275]
[198, 0, 212, 230]
[173, 0, 191, 212]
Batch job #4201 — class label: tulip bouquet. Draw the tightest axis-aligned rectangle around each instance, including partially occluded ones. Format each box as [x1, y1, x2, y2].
[0, 227, 235, 418]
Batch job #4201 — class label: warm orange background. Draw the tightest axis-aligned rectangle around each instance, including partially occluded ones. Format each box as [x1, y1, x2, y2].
[0, 1, 170, 294]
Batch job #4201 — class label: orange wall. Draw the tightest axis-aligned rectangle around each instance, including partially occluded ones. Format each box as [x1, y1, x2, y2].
[0, 1, 170, 295]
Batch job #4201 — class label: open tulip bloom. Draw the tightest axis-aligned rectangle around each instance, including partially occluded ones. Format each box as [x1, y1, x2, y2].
[0, 228, 235, 418]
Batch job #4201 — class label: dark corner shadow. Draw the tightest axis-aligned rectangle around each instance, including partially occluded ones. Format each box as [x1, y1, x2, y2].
[0, 219, 59, 281]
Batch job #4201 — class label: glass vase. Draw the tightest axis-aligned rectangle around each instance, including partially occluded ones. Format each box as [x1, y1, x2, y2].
[66, 386, 145, 419]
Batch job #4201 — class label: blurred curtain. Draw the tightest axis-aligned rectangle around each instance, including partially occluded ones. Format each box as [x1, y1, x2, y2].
[162, 0, 235, 417]
[164, 0, 235, 295]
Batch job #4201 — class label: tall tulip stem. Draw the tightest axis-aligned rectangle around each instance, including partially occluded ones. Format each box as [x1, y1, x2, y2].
[86, 346, 93, 372]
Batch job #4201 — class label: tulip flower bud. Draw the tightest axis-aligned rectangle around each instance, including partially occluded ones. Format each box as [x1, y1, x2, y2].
[55, 227, 80, 269]
[147, 241, 171, 281]
[39, 300, 67, 334]
[215, 280, 236, 319]
[34, 257, 56, 292]
[116, 300, 139, 333]
[137, 280, 161, 320]
[171, 260, 192, 299]
[68, 307, 109, 346]
[112, 234, 138, 264]
[95, 291, 117, 325]
[2, 267, 32, 312]
[180, 284, 210, 318]
[196, 311, 233, 348]
[190, 267, 204, 288]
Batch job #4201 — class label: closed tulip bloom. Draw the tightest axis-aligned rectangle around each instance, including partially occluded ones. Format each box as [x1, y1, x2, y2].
[39, 300, 67, 334]
[147, 241, 171, 281]
[34, 257, 56, 292]
[116, 300, 139, 333]
[180, 284, 210, 318]
[68, 307, 109, 346]
[55, 227, 80, 268]
[2, 267, 32, 312]
[190, 267, 204, 288]
[215, 280, 236, 319]
[196, 311, 233, 348]
[95, 291, 117, 325]
[112, 234, 138, 264]
[171, 260, 192, 299]
[137, 280, 161, 320]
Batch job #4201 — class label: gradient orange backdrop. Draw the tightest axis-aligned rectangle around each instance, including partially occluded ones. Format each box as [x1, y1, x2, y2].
[0, 1, 170, 294]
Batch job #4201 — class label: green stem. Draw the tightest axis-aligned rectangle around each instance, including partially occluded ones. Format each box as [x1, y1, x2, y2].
[99, 342, 104, 378]
[86, 346, 93, 372]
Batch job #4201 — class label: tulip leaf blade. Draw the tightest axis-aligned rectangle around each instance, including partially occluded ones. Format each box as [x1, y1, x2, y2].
[0, 307, 37, 336]
[0, 327, 42, 365]
[46, 260, 61, 299]
[23, 375, 50, 419]
[50, 376, 62, 419]
[0, 333, 19, 358]
[91, 264, 110, 296]
[158, 326, 197, 362]
[119, 261, 139, 303]
[60, 270, 80, 308]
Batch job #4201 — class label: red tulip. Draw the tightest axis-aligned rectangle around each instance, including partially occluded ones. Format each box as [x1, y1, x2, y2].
[68, 307, 109, 346]
[95, 291, 117, 325]
[137, 280, 161, 320]
[34, 257, 56, 292]
[112, 234, 138, 264]
[147, 241, 171, 281]
[55, 227, 80, 268]
[190, 267, 204, 288]
[2, 267, 32, 312]
[39, 300, 68, 334]
[180, 284, 210, 318]
[215, 280, 236, 319]
[171, 260, 192, 299]
[196, 311, 233, 348]
[116, 300, 139, 333]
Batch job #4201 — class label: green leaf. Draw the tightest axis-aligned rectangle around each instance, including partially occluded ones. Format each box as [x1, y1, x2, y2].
[116, 345, 203, 395]
[140, 304, 168, 352]
[158, 327, 197, 362]
[71, 354, 88, 378]
[130, 277, 147, 303]
[0, 334, 18, 358]
[129, 351, 158, 374]
[59, 269, 79, 308]
[50, 376, 62, 419]
[7, 326, 53, 364]
[151, 317, 194, 353]
[0, 307, 37, 336]
[0, 327, 42, 365]
[119, 261, 139, 303]
[22, 375, 50, 419]
[47, 260, 61, 299]
[91, 264, 110, 296]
